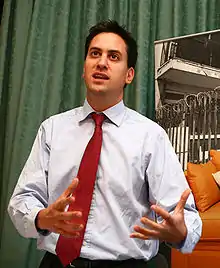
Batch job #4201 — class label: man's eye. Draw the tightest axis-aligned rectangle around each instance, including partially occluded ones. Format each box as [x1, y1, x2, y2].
[110, 54, 119, 60]
[91, 51, 100, 57]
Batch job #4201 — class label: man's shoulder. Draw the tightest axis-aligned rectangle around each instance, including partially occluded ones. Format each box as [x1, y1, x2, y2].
[125, 107, 164, 134]
[41, 106, 83, 127]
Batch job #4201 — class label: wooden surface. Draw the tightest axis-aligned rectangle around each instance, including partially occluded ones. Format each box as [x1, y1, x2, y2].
[172, 244, 220, 268]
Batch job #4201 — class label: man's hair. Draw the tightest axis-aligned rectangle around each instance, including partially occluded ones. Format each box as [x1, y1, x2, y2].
[84, 20, 138, 69]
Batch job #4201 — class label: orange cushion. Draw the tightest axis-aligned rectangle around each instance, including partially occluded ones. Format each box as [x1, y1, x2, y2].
[210, 149, 220, 171]
[186, 161, 220, 212]
[200, 202, 220, 241]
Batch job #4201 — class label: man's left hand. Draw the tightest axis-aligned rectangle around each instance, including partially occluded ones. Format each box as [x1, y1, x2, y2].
[130, 189, 191, 244]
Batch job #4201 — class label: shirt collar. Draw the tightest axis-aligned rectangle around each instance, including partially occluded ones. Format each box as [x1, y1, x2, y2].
[79, 99, 126, 127]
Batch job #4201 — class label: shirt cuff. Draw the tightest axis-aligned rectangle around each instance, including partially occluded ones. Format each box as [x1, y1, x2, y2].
[178, 226, 200, 253]
[166, 226, 200, 253]
[22, 207, 44, 238]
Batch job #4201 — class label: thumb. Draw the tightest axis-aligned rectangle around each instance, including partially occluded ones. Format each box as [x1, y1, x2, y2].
[55, 195, 75, 211]
[174, 189, 191, 213]
[62, 178, 79, 198]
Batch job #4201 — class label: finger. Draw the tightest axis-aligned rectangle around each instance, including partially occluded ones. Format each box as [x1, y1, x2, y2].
[55, 227, 81, 238]
[141, 217, 163, 232]
[130, 232, 149, 240]
[175, 189, 191, 213]
[133, 225, 160, 238]
[54, 221, 84, 233]
[56, 211, 82, 221]
[56, 196, 75, 211]
[62, 178, 79, 198]
[151, 205, 173, 224]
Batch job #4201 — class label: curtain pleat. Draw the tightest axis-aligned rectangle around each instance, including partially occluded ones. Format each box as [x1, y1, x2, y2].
[0, 0, 220, 267]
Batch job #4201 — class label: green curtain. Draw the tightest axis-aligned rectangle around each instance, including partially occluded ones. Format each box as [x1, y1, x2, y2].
[0, 0, 219, 267]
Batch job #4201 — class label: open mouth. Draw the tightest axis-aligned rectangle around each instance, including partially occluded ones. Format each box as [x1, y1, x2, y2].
[92, 73, 109, 80]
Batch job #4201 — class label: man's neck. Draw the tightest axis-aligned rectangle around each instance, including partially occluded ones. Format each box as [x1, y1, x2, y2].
[86, 94, 123, 112]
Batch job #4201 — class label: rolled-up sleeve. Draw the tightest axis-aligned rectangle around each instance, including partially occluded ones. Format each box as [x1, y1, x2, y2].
[146, 128, 202, 253]
[177, 208, 202, 253]
[8, 120, 50, 238]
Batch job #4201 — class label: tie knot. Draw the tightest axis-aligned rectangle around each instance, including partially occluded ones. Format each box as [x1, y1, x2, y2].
[91, 113, 105, 127]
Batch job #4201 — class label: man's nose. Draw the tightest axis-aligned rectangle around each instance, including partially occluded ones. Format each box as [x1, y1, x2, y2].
[97, 55, 108, 70]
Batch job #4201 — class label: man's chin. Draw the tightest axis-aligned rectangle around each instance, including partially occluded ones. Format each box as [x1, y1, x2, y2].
[88, 86, 108, 95]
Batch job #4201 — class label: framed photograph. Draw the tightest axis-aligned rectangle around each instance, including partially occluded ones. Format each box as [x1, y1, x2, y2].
[154, 30, 220, 169]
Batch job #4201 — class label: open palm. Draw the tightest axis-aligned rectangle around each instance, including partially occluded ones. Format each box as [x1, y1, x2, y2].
[130, 189, 191, 244]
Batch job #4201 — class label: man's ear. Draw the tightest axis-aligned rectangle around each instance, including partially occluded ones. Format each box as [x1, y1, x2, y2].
[125, 67, 135, 85]
[82, 66, 85, 78]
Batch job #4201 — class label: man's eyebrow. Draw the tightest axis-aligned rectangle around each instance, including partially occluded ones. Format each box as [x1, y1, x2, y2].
[108, 50, 122, 55]
[89, 47, 102, 51]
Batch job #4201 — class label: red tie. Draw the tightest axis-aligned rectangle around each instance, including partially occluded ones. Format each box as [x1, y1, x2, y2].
[56, 113, 105, 267]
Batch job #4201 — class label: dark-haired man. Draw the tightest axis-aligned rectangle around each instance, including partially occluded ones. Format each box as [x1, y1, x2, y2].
[8, 20, 202, 268]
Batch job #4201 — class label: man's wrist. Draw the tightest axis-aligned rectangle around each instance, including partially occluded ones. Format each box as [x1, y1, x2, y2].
[35, 210, 50, 236]
[166, 229, 188, 250]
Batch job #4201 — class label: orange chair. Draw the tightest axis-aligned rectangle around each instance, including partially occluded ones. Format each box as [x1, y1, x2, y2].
[172, 150, 220, 268]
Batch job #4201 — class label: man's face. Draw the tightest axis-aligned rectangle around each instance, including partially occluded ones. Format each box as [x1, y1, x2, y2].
[83, 32, 134, 98]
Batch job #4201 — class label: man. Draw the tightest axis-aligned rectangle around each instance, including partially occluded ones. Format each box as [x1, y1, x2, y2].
[8, 20, 202, 268]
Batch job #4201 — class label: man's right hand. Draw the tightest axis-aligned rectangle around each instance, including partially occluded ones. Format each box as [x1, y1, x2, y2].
[36, 178, 83, 238]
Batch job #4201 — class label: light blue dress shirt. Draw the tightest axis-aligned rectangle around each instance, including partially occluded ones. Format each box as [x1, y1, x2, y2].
[8, 100, 202, 261]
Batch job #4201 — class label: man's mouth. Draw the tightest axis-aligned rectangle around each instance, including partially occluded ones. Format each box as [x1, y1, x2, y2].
[92, 73, 109, 80]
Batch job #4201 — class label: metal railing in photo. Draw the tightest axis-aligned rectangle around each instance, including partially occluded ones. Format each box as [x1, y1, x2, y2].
[156, 86, 220, 170]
